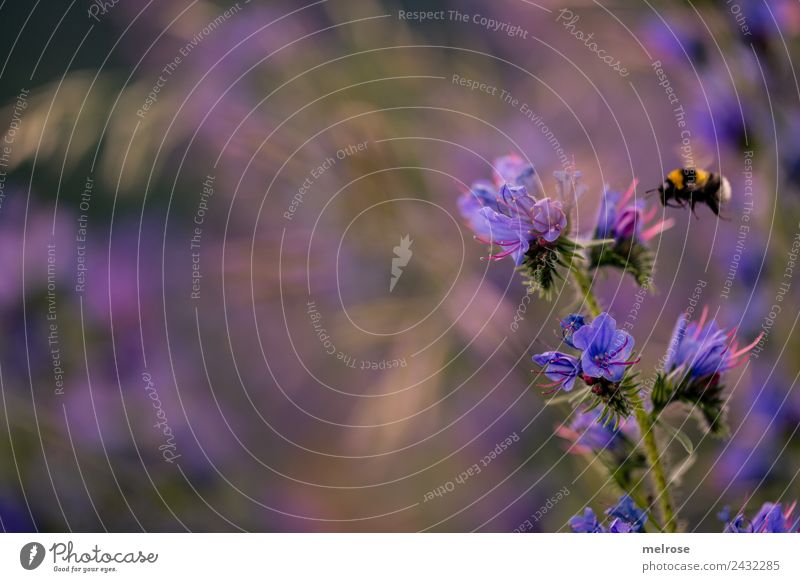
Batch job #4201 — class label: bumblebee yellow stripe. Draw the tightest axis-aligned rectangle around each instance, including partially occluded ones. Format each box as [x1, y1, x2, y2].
[667, 168, 684, 189]
[693, 168, 710, 186]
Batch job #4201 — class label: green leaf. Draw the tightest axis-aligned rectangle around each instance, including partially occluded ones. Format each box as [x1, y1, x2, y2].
[656, 418, 695, 456]
[667, 453, 696, 486]
[543, 385, 590, 406]
[580, 238, 616, 248]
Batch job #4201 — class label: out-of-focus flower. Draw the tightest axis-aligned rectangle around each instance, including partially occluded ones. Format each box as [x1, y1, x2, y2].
[457, 180, 498, 231]
[607, 495, 648, 532]
[531, 197, 567, 242]
[665, 307, 762, 380]
[570, 495, 648, 533]
[555, 407, 634, 454]
[589, 181, 673, 286]
[595, 181, 674, 244]
[717, 364, 797, 488]
[560, 313, 586, 348]
[572, 313, 636, 382]
[555, 408, 645, 492]
[723, 502, 799, 533]
[594, 189, 619, 240]
[608, 519, 634, 533]
[531, 351, 581, 392]
[493, 153, 538, 193]
[569, 507, 603, 533]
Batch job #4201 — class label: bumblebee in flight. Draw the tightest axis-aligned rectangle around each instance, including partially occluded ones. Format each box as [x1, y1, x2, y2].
[649, 168, 731, 216]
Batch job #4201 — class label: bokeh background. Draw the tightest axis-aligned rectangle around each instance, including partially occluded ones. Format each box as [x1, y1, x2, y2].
[0, 0, 799, 532]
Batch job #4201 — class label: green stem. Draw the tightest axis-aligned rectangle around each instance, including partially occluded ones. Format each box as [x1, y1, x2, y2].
[632, 392, 677, 532]
[568, 264, 677, 532]
[571, 265, 601, 317]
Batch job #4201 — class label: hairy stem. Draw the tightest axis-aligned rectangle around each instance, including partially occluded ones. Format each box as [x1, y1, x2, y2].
[632, 392, 677, 532]
[571, 266, 601, 317]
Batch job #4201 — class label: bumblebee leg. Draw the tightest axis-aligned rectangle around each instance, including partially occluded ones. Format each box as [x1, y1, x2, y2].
[690, 198, 700, 218]
[707, 196, 720, 216]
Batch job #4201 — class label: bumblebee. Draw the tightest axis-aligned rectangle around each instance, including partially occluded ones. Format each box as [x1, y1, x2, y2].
[649, 168, 731, 216]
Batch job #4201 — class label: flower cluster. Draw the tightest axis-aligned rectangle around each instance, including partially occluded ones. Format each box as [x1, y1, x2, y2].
[589, 181, 674, 286]
[652, 307, 763, 435]
[457, 154, 778, 534]
[722, 502, 799, 533]
[570, 495, 648, 533]
[459, 155, 581, 298]
[534, 312, 636, 388]
[534, 312, 639, 422]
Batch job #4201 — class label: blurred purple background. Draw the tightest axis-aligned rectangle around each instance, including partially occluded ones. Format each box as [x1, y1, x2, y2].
[0, 0, 798, 532]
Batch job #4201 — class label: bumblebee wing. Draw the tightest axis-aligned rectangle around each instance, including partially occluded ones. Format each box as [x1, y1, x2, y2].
[718, 175, 732, 204]
[668, 144, 714, 172]
[693, 151, 715, 173]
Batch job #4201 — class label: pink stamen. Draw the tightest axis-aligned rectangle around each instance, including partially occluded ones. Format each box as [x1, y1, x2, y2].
[555, 425, 576, 440]
[540, 379, 565, 388]
[619, 178, 638, 207]
[731, 332, 764, 359]
[694, 306, 709, 338]
[611, 357, 641, 366]
[642, 204, 658, 224]
[608, 335, 630, 358]
[475, 233, 524, 247]
[641, 218, 675, 242]
[489, 246, 519, 260]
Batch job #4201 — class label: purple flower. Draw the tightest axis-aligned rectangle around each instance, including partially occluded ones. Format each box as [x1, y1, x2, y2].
[459, 181, 540, 264]
[571, 495, 647, 533]
[571, 313, 636, 382]
[459, 154, 572, 265]
[724, 502, 799, 533]
[608, 519, 634, 533]
[614, 203, 644, 240]
[458, 180, 497, 229]
[531, 198, 567, 243]
[665, 308, 763, 380]
[492, 153, 538, 193]
[594, 181, 673, 243]
[532, 351, 581, 391]
[556, 407, 635, 454]
[569, 508, 604, 533]
[594, 189, 620, 239]
[560, 313, 586, 348]
[460, 180, 567, 264]
[606, 495, 648, 532]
